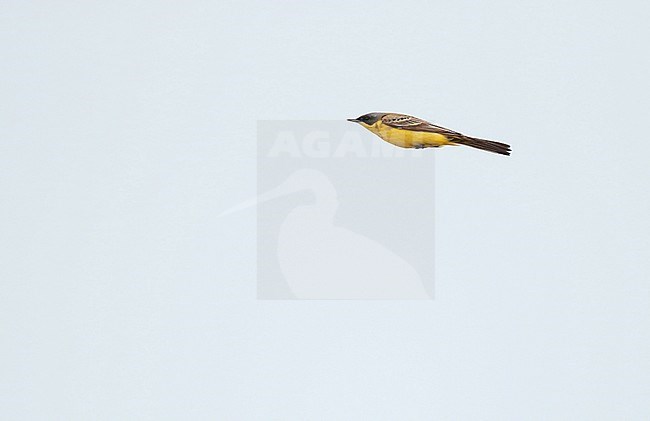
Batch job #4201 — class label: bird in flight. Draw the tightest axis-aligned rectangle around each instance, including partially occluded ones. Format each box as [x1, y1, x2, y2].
[348, 112, 511, 156]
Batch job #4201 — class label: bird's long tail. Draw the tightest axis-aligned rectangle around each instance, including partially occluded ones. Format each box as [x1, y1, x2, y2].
[453, 136, 511, 156]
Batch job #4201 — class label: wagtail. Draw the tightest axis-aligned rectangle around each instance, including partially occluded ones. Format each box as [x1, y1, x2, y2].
[348, 112, 510, 155]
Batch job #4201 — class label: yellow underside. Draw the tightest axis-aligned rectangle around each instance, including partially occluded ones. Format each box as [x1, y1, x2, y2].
[362, 121, 454, 148]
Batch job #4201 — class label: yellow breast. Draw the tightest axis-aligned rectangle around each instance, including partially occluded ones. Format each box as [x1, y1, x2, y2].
[364, 120, 452, 148]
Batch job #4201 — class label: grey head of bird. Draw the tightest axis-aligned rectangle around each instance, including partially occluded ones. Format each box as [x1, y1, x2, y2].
[347, 112, 385, 126]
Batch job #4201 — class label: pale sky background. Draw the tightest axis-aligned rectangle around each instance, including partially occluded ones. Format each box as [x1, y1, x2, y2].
[2, 1, 650, 419]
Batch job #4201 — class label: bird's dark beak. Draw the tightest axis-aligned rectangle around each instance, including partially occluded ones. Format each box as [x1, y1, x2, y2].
[347, 118, 360, 123]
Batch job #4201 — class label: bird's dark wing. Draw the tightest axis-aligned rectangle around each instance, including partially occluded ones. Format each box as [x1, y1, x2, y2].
[381, 113, 464, 140]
